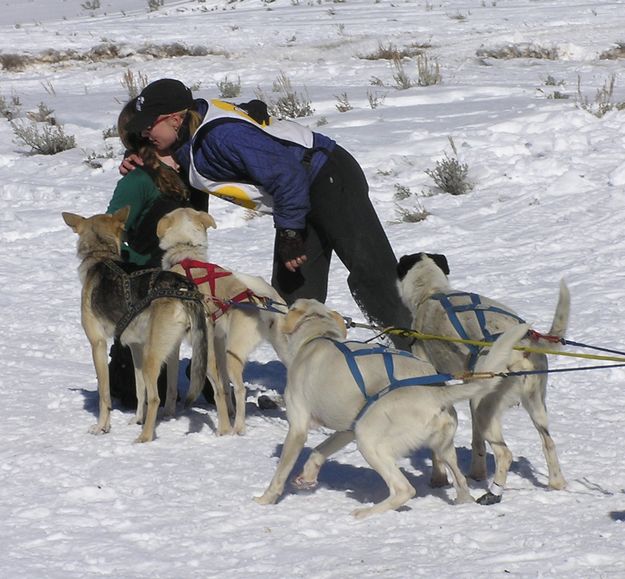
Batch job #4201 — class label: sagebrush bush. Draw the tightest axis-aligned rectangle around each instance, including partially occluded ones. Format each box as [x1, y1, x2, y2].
[391, 57, 413, 89]
[26, 102, 55, 124]
[0, 42, 218, 71]
[255, 72, 313, 118]
[12, 121, 76, 155]
[367, 89, 385, 109]
[0, 53, 30, 71]
[335, 92, 352, 112]
[416, 53, 442, 86]
[217, 75, 241, 98]
[394, 201, 430, 223]
[358, 41, 428, 61]
[121, 70, 149, 100]
[476, 43, 558, 60]
[576, 74, 625, 118]
[0, 93, 21, 120]
[425, 138, 472, 195]
[599, 42, 625, 60]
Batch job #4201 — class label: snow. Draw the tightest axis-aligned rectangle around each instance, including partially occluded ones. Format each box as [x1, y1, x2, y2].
[2, 0, 625, 577]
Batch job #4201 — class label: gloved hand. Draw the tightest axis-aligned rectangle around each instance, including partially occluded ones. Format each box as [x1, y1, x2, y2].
[276, 229, 307, 272]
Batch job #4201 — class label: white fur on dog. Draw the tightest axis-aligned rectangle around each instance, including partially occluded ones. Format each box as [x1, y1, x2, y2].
[157, 207, 289, 435]
[255, 298, 527, 518]
[397, 253, 569, 498]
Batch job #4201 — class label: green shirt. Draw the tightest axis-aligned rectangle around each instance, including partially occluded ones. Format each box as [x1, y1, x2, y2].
[107, 168, 162, 265]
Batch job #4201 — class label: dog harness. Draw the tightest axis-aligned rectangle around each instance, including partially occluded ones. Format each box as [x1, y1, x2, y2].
[319, 338, 454, 429]
[178, 258, 285, 321]
[429, 291, 526, 370]
[102, 260, 204, 338]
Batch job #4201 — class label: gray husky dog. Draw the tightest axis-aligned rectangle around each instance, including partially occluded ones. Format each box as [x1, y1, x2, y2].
[62, 206, 208, 443]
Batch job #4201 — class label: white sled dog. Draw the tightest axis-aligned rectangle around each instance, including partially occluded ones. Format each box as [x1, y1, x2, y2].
[396, 252, 570, 504]
[255, 298, 528, 518]
[157, 207, 289, 435]
[62, 207, 208, 443]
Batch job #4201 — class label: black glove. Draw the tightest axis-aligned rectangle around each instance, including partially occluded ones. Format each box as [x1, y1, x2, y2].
[237, 99, 270, 125]
[276, 229, 306, 263]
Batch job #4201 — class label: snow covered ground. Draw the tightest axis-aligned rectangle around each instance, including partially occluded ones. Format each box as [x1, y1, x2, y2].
[1, 0, 625, 576]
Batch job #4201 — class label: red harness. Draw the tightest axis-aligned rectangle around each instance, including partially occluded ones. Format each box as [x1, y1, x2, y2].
[178, 258, 255, 321]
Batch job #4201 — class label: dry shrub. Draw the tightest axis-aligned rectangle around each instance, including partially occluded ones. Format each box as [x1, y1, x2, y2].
[12, 121, 76, 155]
[600, 42, 625, 60]
[358, 41, 430, 61]
[0, 53, 31, 71]
[476, 43, 558, 60]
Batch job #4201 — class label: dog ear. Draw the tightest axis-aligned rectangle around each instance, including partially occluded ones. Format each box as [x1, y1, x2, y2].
[199, 212, 217, 230]
[112, 206, 131, 227]
[283, 307, 304, 335]
[396, 253, 421, 280]
[427, 253, 450, 275]
[156, 213, 172, 240]
[61, 212, 84, 233]
[331, 311, 348, 338]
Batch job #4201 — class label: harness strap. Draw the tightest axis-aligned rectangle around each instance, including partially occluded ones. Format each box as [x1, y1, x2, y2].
[320, 338, 452, 429]
[104, 261, 203, 338]
[180, 258, 232, 295]
[430, 291, 525, 370]
[177, 258, 280, 322]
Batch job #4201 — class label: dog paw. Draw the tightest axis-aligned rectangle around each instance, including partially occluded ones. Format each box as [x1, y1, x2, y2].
[133, 433, 154, 444]
[292, 476, 318, 491]
[162, 405, 177, 420]
[549, 478, 567, 490]
[476, 491, 502, 505]
[88, 424, 110, 435]
[254, 492, 277, 505]
[430, 475, 450, 488]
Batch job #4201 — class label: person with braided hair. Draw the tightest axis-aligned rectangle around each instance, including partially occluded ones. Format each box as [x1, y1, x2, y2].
[106, 98, 211, 408]
[119, 78, 412, 347]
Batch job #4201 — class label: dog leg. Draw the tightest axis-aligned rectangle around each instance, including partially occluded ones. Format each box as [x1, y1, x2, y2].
[521, 386, 566, 490]
[163, 347, 180, 418]
[294, 431, 355, 489]
[209, 351, 232, 436]
[128, 345, 146, 425]
[255, 419, 310, 505]
[430, 452, 450, 488]
[351, 443, 416, 519]
[134, 347, 162, 443]
[469, 397, 488, 481]
[472, 405, 512, 504]
[227, 349, 248, 436]
[224, 311, 265, 435]
[89, 336, 112, 434]
[435, 440, 474, 505]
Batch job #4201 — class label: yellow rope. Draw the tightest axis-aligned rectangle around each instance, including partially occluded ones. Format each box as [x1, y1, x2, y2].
[363, 325, 625, 364]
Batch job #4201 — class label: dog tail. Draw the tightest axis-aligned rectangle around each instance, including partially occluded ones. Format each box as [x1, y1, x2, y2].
[548, 279, 570, 341]
[185, 300, 209, 406]
[438, 324, 529, 405]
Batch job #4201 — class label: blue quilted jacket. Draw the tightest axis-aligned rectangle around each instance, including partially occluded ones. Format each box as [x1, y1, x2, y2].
[174, 99, 336, 229]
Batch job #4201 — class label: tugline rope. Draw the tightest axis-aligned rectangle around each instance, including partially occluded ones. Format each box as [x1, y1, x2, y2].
[343, 318, 625, 366]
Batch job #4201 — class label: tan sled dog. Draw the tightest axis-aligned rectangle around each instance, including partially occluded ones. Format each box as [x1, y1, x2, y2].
[156, 207, 289, 435]
[396, 252, 569, 503]
[62, 207, 208, 443]
[255, 298, 528, 518]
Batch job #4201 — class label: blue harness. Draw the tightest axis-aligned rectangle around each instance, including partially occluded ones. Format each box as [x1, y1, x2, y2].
[322, 339, 453, 429]
[429, 291, 526, 370]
